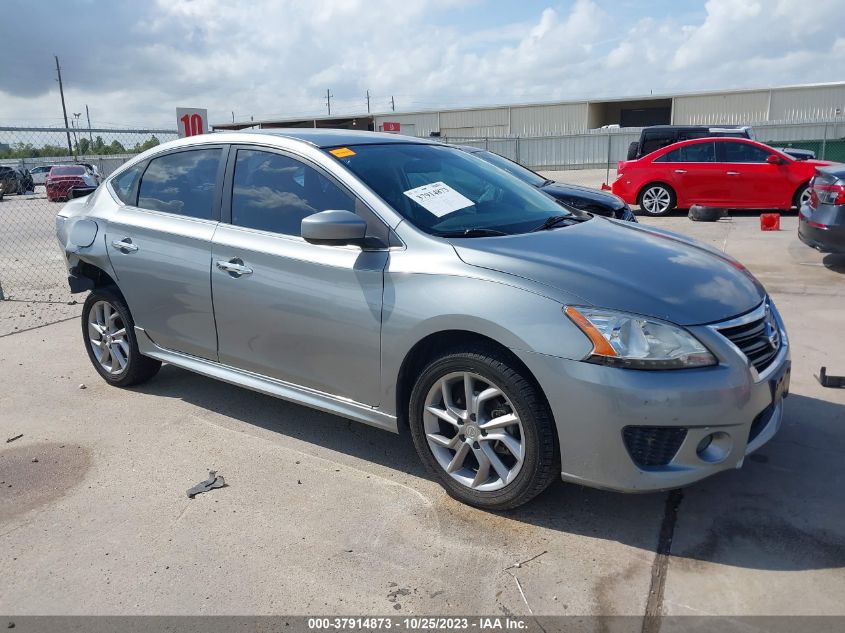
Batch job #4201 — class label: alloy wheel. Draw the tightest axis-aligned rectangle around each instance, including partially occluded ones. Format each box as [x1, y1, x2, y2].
[641, 186, 672, 215]
[422, 371, 525, 491]
[799, 187, 812, 208]
[87, 300, 130, 375]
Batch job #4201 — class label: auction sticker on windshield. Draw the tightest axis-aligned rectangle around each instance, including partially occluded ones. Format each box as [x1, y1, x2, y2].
[404, 182, 473, 217]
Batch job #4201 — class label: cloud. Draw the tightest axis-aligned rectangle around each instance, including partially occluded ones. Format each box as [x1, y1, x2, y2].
[0, 0, 842, 128]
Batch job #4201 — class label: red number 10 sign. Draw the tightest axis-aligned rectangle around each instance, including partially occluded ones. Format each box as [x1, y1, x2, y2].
[176, 108, 208, 137]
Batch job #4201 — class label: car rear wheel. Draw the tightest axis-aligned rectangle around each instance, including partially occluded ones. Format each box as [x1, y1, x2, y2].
[638, 183, 676, 216]
[408, 345, 558, 510]
[794, 184, 811, 209]
[81, 287, 161, 387]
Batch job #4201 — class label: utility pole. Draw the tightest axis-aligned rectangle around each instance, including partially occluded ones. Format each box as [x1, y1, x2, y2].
[366, 90, 370, 114]
[326, 89, 333, 116]
[85, 104, 93, 144]
[232, 111, 235, 123]
[390, 95, 395, 112]
[54, 55, 73, 156]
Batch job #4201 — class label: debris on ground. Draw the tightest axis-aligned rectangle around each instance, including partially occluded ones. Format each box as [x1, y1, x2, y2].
[186, 470, 226, 499]
[78, 384, 86, 390]
[31, 458, 38, 463]
[817, 367, 845, 388]
[6, 434, 23, 444]
[505, 550, 548, 570]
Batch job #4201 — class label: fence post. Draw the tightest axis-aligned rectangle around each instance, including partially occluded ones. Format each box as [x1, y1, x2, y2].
[821, 123, 828, 160]
[515, 136, 520, 164]
[0, 279, 5, 301]
[605, 132, 612, 185]
[485, 137, 489, 150]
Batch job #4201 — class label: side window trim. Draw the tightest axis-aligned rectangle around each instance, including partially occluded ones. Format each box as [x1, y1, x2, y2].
[135, 145, 227, 221]
[222, 144, 392, 247]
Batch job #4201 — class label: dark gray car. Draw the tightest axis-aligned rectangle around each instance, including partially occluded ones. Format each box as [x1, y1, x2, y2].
[56, 130, 790, 509]
[455, 145, 637, 221]
[799, 164, 845, 253]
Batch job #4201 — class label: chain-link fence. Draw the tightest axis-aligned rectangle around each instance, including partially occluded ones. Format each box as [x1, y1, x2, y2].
[0, 127, 177, 314]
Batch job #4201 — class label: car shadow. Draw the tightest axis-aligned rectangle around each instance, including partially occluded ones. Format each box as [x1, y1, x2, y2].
[134, 366, 845, 571]
[823, 254, 845, 273]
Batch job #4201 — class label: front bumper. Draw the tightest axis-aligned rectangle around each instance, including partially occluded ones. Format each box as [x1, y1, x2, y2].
[515, 303, 790, 492]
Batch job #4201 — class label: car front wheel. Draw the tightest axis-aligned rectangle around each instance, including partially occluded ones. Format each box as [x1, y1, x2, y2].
[638, 183, 676, 216]
[408, 346, 558, 510]
[81, 287, 161, 387]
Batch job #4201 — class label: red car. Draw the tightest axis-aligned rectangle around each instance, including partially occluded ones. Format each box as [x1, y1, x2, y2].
[612, 137, 834, 216]
[46, 165, 99, 202]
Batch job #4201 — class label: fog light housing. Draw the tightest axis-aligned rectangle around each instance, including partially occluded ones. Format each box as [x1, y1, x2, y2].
[696, 431, 732, 463]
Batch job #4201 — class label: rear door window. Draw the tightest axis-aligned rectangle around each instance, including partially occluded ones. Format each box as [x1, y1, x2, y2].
[640, 131, 676, 156]
[654, 142, 716, 163]
[137, 149, 221, 219]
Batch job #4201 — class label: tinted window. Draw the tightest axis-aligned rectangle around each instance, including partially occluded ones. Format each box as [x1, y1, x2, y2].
[717, 141, 771, 163]
[640, 131, 675, 156]
[231, 149, 355, 236]
[474, 151, 546, 187]
[51, 166, 85, 176]
[676, 130, 710, 142]
[138, 149, 219, 219]
[654, 142, 715, 163]
[111, 164, 143, 205]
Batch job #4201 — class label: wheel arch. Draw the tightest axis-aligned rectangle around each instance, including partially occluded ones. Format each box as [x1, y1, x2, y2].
[394, 330, 550, 433]
[792, 180, 811, 208]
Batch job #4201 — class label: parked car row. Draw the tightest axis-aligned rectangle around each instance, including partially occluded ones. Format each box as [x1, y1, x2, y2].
[56, 129, 791, 509]
[0, 165, 34, 199]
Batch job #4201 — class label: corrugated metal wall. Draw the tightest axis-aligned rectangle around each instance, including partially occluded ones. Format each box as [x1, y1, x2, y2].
[672, 90, 770, 125]
[510, 103, 588, 135]
[770, 85, 845, 121]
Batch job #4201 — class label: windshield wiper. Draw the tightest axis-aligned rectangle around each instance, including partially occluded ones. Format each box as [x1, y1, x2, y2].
[436, 228, 510, 238]
[530, 214, 584, 232]
[540, 179, 555, 187]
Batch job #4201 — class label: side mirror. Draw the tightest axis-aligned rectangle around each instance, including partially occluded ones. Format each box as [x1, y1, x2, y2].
[767, 154, 784, 165]
[301, 210, 367, 247]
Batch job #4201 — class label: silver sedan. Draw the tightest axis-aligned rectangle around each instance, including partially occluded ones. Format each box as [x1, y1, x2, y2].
[56, 130, 790, 509]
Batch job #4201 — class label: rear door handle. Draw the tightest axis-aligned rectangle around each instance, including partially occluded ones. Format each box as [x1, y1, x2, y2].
[111, 238, 138, 253]
[727, 171, 741, 176]
[674, 169, 687, 174]
[216, 258, 253, 277]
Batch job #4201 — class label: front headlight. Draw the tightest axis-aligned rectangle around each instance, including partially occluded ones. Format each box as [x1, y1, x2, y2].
[565, 306, 716, 370]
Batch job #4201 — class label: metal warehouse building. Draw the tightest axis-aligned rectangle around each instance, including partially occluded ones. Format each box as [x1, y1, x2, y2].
[212, 81, 845, 138]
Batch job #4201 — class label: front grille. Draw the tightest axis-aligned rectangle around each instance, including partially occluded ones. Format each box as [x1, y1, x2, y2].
[622, 426, 687, 468]
[718, 308, 780, 372]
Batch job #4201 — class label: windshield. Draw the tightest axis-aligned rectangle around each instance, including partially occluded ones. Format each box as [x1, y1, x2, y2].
[330, 143, 574, 236]
[472, 150, 547, 188]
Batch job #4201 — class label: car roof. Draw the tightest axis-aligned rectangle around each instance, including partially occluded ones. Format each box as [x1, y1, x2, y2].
[234, 128, 438, 148]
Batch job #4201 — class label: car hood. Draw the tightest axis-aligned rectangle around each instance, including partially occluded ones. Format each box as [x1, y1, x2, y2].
[452, 218, 765, 326]
[540, 181, 626, 209]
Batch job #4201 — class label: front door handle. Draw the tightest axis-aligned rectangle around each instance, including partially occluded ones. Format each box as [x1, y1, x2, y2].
[111, 238, 138, 253]
[674, 169, 687, 174]
[726, 171, 741, 176]
[216, 258, 253, 277]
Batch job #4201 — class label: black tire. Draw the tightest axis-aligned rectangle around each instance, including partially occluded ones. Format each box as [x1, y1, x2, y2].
[637, 183, 676, 216]
[688, 205, 725, 222]
[81, 287, 161, 387]
[408, 344, 559, 510]
[793, 183, 810, 209]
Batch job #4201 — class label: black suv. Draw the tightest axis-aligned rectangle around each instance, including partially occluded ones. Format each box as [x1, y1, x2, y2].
[627, 125, 753, 160]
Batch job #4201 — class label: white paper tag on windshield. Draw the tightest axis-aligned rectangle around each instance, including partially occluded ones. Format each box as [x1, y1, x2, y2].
[403, 182, 473, 218]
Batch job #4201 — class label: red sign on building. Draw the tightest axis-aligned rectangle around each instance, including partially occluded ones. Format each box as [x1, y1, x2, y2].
[382, 122, 401, 133]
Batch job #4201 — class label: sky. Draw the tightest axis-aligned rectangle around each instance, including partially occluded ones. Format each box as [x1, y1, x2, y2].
[0, 0, 843, 129]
